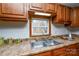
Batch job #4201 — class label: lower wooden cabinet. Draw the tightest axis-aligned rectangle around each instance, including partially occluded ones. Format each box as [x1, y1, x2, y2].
[65, 44, 77, 56]
[32, 51, 52, 56]
[52, 47, 66, 56]
[76, 43, 79, 56]
[33, 43, 79, 56]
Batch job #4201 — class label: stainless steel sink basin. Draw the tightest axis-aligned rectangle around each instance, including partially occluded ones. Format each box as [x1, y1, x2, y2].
[31, 40, 45, 49]
[43, 39, 62, 46]
[30, 39, 62, 49]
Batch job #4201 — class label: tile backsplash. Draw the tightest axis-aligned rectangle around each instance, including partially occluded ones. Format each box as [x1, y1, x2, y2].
[0, 20, 76, 39]
[0, 21, 29, 39]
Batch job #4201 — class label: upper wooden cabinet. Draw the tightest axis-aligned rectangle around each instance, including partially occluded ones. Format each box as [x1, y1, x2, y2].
[0, 3, 27, 21]
[61, 5, 66, 22]
[53, 4, 71, 24]
[46, 3, 55, 12]
[53, 4, 66, 24]
[29, 3, 45, 11]
[28, 3, 56, 13]
[70, 7, 79, 27]
[65, 7, 71, 22]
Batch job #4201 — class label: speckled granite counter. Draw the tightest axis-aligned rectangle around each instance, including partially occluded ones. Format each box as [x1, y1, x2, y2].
[0, 36, 79, 56]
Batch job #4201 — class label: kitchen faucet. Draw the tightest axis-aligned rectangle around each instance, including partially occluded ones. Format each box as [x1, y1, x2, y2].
[65, 26, 73, 41]
[68, 32, 73, 41]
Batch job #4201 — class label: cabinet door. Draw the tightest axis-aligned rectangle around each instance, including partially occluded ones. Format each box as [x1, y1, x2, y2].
[47, 3, 55, 12]
[70, 8, 79, 27]
[0, 3, 27, 19]
[29, 3, 44, 11]
[70, 8, 75, 27]
[61, 5, 66, 22]
[53, 4, 65, 24]
[52, 47, 66, 56]
[33, 51, 52, 56]
[65, 7, 71, 22]
[76, 43, 79, 56]
[65, 44, 77, 56]
[75, 8, 79, 27]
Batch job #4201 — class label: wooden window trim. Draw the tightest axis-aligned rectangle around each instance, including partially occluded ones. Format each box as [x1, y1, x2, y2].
[29, 15, 51, 37]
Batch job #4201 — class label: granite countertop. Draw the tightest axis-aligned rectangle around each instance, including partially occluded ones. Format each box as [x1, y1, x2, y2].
[0, 35, 79, 56]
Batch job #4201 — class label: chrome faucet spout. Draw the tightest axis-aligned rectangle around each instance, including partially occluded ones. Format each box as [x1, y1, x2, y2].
[68, 32, 73, 41]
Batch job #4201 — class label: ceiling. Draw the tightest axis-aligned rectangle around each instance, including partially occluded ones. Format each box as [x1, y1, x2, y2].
[61, 3, 79, 7]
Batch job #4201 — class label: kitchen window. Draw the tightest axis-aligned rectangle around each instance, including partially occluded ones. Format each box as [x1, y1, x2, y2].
[29, 17, 51, 37]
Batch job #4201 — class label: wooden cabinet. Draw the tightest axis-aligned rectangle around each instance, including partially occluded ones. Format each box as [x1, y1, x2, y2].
[29, 3, 45, 11]
[46, 3, 55, 12]
[53, 4, 66, 24]
[63, 7, 71, 26]
[65, 7, 71, 22]
[65, 44, 77, 56]
[32, 43, 79, 56]
[33, 47, 66, 56]
[29, 3, 56, 14]
[61, 5, 66, 22]
[32, 51, 52, 56]
[70, 7, 79, 27]
[76, 43, 79, 56]
[0, 3, 27, 21]
[52, 47, 66, 56]
[53, 4, 71, 25]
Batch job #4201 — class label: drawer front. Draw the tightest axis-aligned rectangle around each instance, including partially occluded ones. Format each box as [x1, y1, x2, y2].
[33, 51, 52, 56]
[52, 47, 65, 56]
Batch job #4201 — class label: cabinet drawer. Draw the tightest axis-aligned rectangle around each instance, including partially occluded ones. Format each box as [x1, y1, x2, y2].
[33, 51, 52, 56]
[52, 47, 65, 56]
[67, 44, 77, 48]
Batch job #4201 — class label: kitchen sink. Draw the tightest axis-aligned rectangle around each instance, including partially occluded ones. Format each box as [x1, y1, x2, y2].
[30, 39, 63, 49]
[44, 39, 62, 46]
[31, 40, 45, 49]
